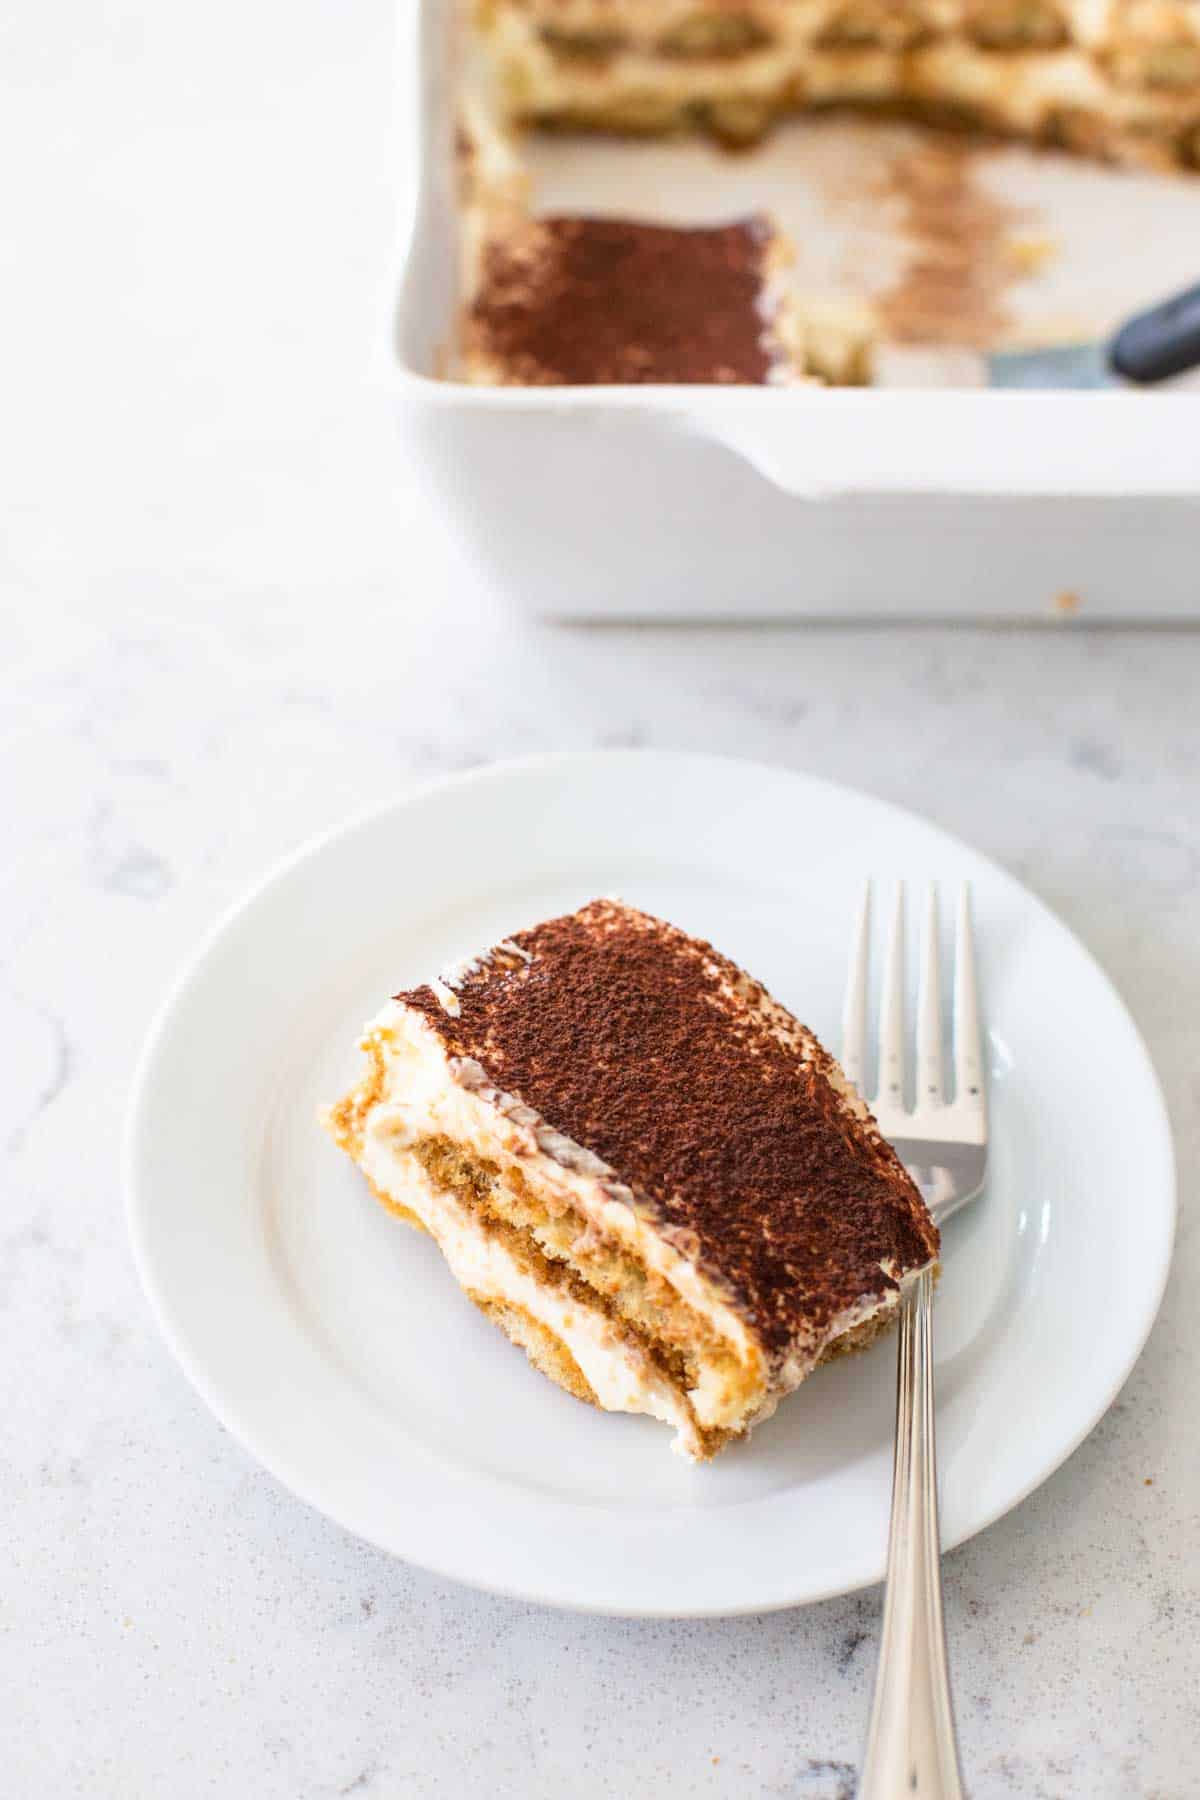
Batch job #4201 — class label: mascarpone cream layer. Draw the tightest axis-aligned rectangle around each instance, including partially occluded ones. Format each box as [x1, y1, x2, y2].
[358, 1125, 708, 1455]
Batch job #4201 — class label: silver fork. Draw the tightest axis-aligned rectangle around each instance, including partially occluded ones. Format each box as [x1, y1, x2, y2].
[842, 882, 988, 1800]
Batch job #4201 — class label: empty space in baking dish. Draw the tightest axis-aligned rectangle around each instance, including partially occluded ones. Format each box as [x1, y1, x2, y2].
[523, 118, 1200, 369]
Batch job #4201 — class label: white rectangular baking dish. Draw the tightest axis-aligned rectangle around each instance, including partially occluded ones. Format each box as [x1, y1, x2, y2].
[393, 1, 1200, 620]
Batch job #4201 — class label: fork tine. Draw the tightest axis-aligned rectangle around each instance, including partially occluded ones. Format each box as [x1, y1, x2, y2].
[953, 883, 985, 1114]
[877, 882, 906, 1110]
[916, 885, 944, 1106]
[841, 881, 871, 1098]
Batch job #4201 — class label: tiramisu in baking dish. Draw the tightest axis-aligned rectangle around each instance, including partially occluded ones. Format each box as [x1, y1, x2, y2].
[323, 899, 939, 1459]
[480, 0, 1200, 164]
[453, 0, 1200, 386]
[461, 213, 810, 384]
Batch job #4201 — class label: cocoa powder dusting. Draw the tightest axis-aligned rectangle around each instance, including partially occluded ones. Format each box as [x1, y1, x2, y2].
[398, 900, 938, 1357]
[875, 135, 1028, 346]
[467, 215, 778, 384]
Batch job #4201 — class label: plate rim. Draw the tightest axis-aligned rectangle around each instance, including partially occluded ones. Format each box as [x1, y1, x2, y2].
[124, 748, 1177, 1616]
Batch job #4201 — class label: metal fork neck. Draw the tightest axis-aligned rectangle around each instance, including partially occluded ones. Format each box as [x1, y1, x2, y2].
[860, 1268, 964, 1799]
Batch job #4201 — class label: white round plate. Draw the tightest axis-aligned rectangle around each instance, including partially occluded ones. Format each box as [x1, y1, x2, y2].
[127, 752, 1175, 1616]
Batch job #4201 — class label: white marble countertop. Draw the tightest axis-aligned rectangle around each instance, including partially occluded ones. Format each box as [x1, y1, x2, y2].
[3, 1, 1198, 1795]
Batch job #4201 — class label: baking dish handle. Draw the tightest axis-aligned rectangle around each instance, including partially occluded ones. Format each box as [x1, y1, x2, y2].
[671, 389, 1200, 500]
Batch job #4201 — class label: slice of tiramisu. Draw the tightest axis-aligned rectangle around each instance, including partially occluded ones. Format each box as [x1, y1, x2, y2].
[323, 899, 938, 1459]
[459, 213, 810, 384]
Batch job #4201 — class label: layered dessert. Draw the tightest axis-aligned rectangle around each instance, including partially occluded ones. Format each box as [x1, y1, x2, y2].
[323, 898, 938, 1459]
[480, 0, 1200, 166]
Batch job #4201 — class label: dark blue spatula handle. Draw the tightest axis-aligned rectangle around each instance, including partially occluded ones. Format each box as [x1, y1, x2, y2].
[1110, 281, 1200, 384]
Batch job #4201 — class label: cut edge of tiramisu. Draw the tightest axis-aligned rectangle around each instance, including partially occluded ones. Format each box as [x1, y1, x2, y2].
[480, 0, 1200, 169]
[322, 898, 938, 1460]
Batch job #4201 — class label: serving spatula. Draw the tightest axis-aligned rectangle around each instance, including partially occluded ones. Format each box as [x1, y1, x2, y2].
[876, 278, 1200, 389]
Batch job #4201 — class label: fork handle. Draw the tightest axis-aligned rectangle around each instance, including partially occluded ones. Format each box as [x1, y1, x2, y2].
[860, 1269, 965, 1800]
